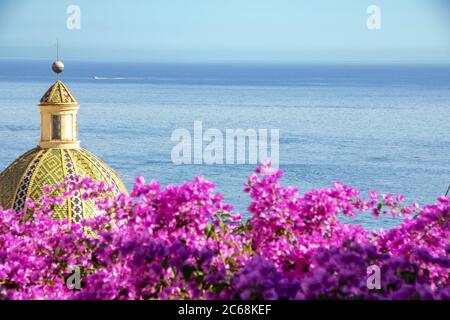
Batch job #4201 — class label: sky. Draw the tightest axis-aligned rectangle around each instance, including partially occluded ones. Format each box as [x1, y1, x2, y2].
[0, 0, 449, 62]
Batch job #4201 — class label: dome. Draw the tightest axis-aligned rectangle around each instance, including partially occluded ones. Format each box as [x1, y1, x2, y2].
[0, 57, 127, 223]
[0, 147, 127, 223]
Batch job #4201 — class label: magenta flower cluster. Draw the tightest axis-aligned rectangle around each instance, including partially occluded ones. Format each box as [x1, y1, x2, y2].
[0, 162, 448, 299]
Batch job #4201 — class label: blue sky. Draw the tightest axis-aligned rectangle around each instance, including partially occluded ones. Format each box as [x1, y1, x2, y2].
[0, 0, 449, 62]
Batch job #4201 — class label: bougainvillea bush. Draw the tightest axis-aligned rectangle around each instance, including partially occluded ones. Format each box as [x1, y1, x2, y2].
[0, 162, 449, 300]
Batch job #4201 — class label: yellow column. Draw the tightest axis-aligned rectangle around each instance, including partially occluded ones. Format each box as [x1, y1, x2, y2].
[38, 104, 80, 149]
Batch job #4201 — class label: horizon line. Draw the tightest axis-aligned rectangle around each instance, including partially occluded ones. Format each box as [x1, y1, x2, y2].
[1, 56, 450, 65]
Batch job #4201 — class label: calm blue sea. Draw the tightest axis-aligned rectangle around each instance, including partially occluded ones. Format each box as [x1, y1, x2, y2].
[0, 59, 449, 229]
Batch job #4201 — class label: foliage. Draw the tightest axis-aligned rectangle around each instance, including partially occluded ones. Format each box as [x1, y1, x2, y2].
[0, 162, 448, 300]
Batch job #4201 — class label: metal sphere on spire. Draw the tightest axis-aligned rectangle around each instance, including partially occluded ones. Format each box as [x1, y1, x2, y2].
[52, 60, 64, 74]
[52, 39, 64, 74]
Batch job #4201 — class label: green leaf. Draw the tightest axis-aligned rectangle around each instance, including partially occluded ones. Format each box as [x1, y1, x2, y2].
[195, 274, 205, 287]
[204, 224, 215, 239]
[182, 265, 196, 281]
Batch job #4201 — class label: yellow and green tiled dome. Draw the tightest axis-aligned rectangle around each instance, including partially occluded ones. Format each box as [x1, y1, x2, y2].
[0, 147, 126, 222]
[0, 57, 127, 223]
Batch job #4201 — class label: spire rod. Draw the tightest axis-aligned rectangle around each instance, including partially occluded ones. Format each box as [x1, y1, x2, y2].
[56, 40, 59, 80]
[56, 39, 60, 61]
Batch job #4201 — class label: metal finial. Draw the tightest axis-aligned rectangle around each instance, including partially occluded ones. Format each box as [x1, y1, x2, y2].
[52, 39, 64, 78]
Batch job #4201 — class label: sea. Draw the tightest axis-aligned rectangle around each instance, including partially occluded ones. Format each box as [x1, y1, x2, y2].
[0, 59, 449, 230]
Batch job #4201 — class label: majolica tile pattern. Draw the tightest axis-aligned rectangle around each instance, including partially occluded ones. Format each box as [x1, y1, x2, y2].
[40, 80, 77, 104]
